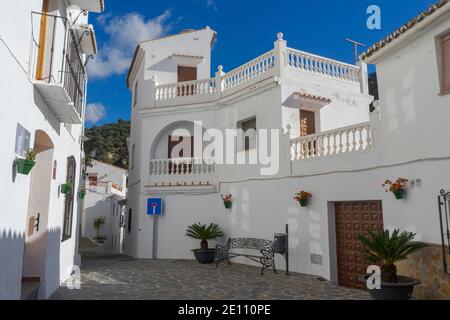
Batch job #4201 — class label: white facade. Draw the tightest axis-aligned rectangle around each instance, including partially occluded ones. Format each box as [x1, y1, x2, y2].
[82, 160, 127, 254]
[0, 0, 103, 299]
[125, 4, 450, 289]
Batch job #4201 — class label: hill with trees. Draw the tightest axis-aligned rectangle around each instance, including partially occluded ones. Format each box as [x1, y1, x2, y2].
[84, 119, 130, 169]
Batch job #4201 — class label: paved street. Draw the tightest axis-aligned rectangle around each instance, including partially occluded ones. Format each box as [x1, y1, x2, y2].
[51, 254, 369, 300]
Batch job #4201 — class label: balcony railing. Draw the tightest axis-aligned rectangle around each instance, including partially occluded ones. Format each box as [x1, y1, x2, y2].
[153, 36, 363, 106]
[286, 48, 360, 83]
[148, 158, 215, 188]
[29, 12, 86, 123]
[290, 122, 373, 161]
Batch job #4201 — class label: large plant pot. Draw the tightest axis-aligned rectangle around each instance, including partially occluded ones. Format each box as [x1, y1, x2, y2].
[192, 248, 217, 264]
[16, 159, 35, 175]
[359, 275, 420, 300]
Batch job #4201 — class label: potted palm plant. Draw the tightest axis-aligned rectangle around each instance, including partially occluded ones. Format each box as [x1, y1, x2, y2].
[16, 148, 36, 175]
[358, 229, 426, 300]
[186, 222, 224, 264]
[93, 216, 106, 242]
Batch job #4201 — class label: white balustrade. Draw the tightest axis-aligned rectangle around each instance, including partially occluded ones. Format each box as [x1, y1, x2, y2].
[287, 48, 360, 83]
[156, 78, 216, 101]
[222, 50, 276, 90]
[154, 45, 361, 104]
[290, 123, 372, 161]
[149, 158, 215, 187]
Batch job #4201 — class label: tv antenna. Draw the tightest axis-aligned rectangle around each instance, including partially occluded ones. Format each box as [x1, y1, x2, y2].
[345, 38, 366, 64]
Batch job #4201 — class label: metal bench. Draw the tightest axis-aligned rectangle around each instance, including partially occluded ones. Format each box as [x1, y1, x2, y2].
[216, 238, 277, 275]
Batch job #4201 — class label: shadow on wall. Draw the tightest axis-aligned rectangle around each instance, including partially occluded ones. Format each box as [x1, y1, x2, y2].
[0, 229, 25, 299]
[0, 227, 64, 300]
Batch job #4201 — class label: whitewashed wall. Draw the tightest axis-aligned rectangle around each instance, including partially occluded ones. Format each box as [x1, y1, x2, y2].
[0, 0, 90, 299]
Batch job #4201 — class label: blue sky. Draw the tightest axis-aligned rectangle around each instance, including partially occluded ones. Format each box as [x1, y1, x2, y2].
[85, 0, 436, 126]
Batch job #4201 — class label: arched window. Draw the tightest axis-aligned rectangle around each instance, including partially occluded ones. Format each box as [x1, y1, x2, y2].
[62, 156, 76, 241]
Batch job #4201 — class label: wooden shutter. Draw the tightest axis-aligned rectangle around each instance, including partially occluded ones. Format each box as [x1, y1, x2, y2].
[177, 66, 197, 82]
[36, 0, 49, 80]
[442, 33, 450, 93]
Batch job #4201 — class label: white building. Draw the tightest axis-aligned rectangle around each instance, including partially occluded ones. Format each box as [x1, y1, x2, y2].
[0, 0, 104, 299]
[82, 160, 127, 255]
[125, 1, 450, 299]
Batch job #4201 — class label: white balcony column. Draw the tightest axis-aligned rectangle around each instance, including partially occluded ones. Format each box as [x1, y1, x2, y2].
[357, 60, 369, 95]
[144, 75, 158, 108]
[215, 65, 225, 99]
[274, 32, 287, 79]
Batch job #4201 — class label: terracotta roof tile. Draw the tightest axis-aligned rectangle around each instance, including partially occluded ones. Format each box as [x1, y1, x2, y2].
[362, 0, 449, 59]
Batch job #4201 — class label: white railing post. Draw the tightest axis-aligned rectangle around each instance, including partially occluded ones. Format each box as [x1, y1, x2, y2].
[215, 65, 225, 99]
[145, 75, 158, 108]
[357, 60, 369, 95]
[274, 32, 287, 79]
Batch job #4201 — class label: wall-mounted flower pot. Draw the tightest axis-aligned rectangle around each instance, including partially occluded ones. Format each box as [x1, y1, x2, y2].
[78, 191, 86, 200]
[393, 189, 406, 200]
[299, 199, 309, 207]
[16, 159, 35, 175]
[224, 201, 232, 209]
[60, 183, 72, 195]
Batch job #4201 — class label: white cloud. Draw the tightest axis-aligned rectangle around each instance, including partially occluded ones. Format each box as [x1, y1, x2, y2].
[85, 103, 106, 124]
[88, 10, 172, 79]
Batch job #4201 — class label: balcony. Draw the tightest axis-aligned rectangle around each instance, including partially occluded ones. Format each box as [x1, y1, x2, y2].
[146, 158, 216, 192]
[29, 13, 88, 124]
[152, 33, 362, 108]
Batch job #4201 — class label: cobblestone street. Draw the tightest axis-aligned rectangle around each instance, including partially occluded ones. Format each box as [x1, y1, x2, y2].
[51, 254, 369, 300]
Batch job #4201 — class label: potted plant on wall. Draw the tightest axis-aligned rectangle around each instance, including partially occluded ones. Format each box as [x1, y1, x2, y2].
[186, 222, 224, 264]
[358, 229, 426, 300]
[60, 181, 73, 195]
[16, 148, 36, 175]
[221, 194, 233, 209]
[383, 178, 408, 200]
[294, 191, 312, 207]
[78, 187, 86, 200]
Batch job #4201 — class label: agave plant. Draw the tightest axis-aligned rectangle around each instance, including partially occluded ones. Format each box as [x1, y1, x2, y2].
[358, 229, 426, 283]
[186, 223, 224, 250]
[93, 216, 106, 239]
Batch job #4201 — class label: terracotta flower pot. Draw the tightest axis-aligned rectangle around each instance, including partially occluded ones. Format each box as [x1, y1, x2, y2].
[16, 159, 35, 175]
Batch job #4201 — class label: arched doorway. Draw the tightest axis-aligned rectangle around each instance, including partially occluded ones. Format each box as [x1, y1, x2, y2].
[22, 130, 54, 297]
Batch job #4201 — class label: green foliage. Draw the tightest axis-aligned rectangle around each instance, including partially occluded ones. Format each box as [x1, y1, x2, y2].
[357, 229, 426, 266]
[93, 216, 106, 238]
[186, 223, 224, 241]
[26, 148, 36, 161]
[84, 119, 130, 169]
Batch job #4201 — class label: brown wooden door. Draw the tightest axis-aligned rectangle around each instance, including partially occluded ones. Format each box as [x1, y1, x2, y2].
[168, 136, 194, 174]
[300, 110, 316, 156]
[300, 110, 315, 136]
[335, 201, 383, 289]
[177, 66, 197, 96]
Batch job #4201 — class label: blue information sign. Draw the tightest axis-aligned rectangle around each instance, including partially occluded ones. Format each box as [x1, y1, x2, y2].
[147, 198, 163, 215]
